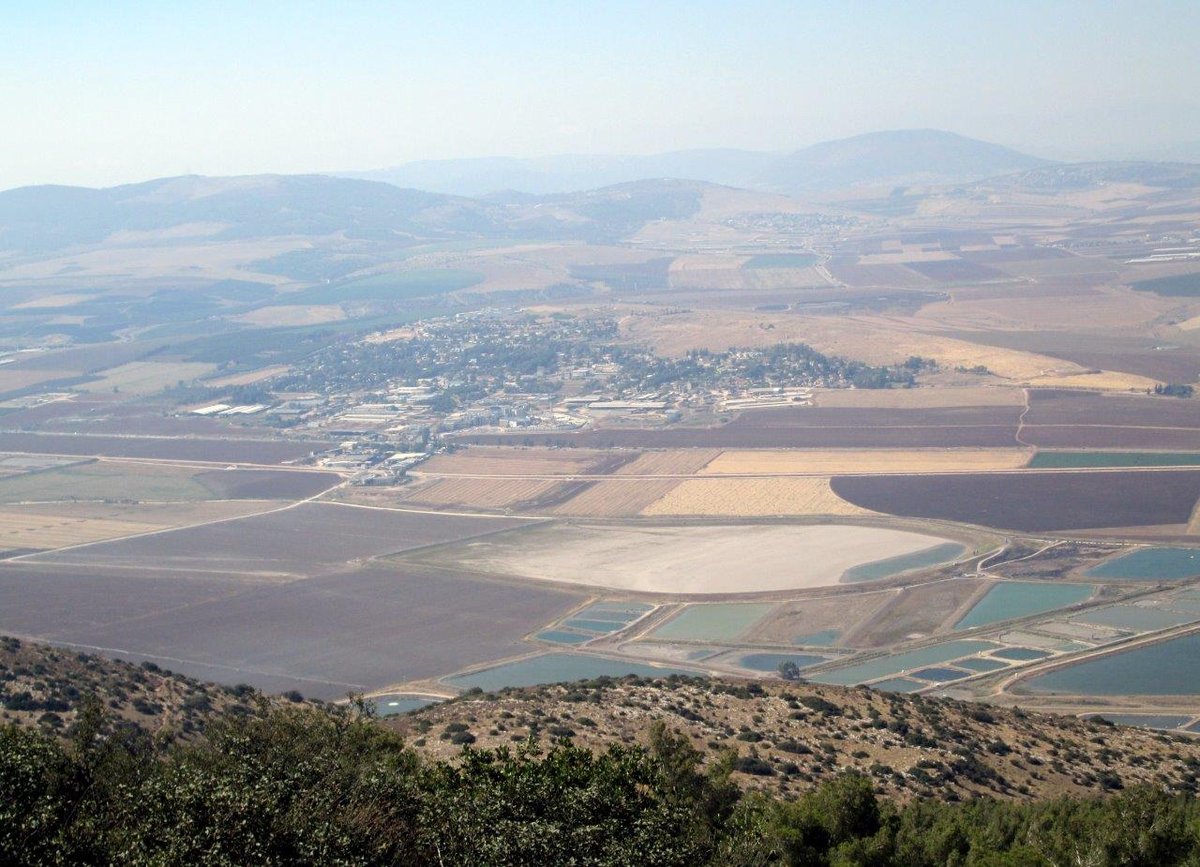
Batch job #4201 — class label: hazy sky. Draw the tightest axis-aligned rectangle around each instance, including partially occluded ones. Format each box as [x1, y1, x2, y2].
[5, 0, 1199, 189]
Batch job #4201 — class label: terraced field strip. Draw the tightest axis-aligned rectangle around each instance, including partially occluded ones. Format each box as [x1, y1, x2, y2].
[610, 449, 723, 475]
[550, 479, 682, 517]
[701, 448, 1031, 475]
[400, 477, 567, 509]
[641, 476, 871, 517]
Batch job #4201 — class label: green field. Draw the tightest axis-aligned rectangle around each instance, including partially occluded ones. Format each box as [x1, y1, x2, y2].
[1029, 451, 1200, 468]
[0, 462, 213, 503]
[1130, 273, 1200, 297]
[290, 269, 483, 305]
[652, 603, 775, 642]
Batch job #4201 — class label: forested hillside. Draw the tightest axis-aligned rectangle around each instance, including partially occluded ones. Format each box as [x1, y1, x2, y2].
[5, 637, 1200, 865]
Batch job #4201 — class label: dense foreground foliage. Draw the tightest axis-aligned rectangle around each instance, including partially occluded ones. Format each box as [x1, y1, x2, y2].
[4, 702, 1200, 865]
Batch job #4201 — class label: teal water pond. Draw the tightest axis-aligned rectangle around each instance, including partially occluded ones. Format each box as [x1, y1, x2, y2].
[536, 630, 593, 645]
[1025, 633, 1200, 695]
[737, 653, 828, 672]
[841, 543, 966, 583]
[653, 603, 775, 641]
[956, 582, 1094, 629]
[1086, 548, 1200, 581]
[910, 666, 970, 682]
[990, 647, 1050, 661]
[810, 640, 996, 686]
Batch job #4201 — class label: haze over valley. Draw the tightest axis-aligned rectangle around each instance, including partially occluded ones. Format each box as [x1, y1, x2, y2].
[5, 3, 1200, 862]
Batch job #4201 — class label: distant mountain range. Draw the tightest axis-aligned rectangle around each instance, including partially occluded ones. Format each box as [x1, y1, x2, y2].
[0, 174, 713, 255]
[343, 129, 1053, 196]
[2, 128, 1198, 258]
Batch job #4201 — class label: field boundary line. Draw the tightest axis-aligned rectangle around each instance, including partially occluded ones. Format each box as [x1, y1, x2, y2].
[322, 500, 546, 521]
[4, 479, 346, 563]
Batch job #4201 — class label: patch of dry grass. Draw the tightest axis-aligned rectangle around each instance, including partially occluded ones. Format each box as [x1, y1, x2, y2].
[641, 476, 871, 517]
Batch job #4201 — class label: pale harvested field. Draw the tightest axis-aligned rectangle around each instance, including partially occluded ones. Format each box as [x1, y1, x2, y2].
[445, 523, 963, 594]
[419, 447, 616, 477]
[204, 364, 290, 387]
[79, 361, 217, 395]
[0, 369, 80, 393]
[814, 387, 1024, 408]
[0, 510, 158, 549]
[641, 477, 871, 517]
[748, 591, 898, 646]
[11, 293, 98, 309]
[401, 477, 567, 509]
[700, 449, 1031, 476]
[1032, 371, 1162, 390]
[620, 311, 1159, 390]
[232, 305, 347, 327]
[551, 480, 682, 517]
[611, 449, 723, 476]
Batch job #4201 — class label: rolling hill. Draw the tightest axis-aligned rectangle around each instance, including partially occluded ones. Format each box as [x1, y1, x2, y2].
[752, 129, 1051, 193]
[341, 130, 1052, 196]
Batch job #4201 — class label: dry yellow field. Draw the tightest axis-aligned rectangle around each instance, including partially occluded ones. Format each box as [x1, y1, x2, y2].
[699, 448, 1031, 475]
[0, 510, 158, 549]
[419, 447, 616, 477]
[78, 361, 218, 395]
[641, 477, 871, 517]
[551, 480, 682, 517]
[204, 364, 291, 387]
[0, 369, 81, 392]
[1030, 371, 1162, 390]
[620, 310, 1160, 390]
[401, 477, 567, 509]
[611, 449, 723, 476]
[232, 305, 347, 327]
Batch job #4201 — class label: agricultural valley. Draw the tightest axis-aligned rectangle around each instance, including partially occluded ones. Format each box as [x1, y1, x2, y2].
[3, 133, 1200, 780]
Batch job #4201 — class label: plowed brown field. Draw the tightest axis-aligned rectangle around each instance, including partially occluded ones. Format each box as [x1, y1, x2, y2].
[402, 477, 569, 510]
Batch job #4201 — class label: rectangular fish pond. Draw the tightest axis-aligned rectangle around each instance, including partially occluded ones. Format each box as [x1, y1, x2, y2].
[809, 640, 997, 686]
[841, 542, 966, 583]
[956, 582, 1095, 629]
[1023, 632, 1200, 696]
[1085, 548, 1200, 582]
[732, 652, 829, 672]
[652, 603, 776, 642]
